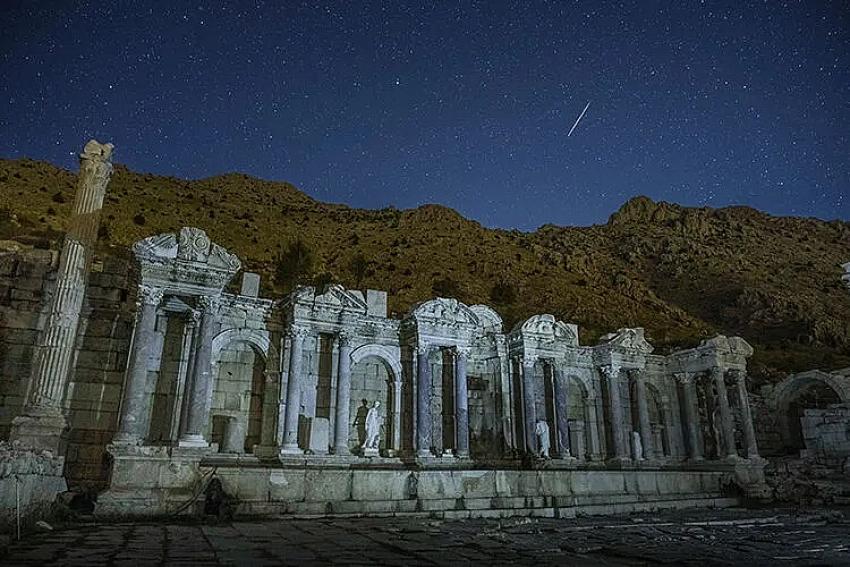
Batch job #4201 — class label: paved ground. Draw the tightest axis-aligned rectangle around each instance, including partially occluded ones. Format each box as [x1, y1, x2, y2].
[2, 507, 850, 566]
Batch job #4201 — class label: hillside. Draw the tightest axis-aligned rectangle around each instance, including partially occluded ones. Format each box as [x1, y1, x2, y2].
[1, 157, 849, 383]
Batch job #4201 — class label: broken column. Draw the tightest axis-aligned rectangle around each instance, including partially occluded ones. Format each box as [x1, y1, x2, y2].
[11, 140, 114, 452]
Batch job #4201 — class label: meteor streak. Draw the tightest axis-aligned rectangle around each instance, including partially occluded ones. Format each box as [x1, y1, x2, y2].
[567, 101, 591, 137]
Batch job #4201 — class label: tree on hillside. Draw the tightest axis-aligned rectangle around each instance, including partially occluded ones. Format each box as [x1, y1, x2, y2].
[432, 277, 461, 299]
[489, 279, 517, 305]
[348, 252, 369, 287]
[275, 237, 315, 292]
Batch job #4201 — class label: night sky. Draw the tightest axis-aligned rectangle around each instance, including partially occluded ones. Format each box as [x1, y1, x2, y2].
[1, 2, 848, 229]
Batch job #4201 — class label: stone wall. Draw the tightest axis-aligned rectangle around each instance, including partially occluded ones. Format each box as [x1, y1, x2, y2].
[0, 244, 136, 489]
[801, 405, 850, 461]
[0, 441, 67, 533]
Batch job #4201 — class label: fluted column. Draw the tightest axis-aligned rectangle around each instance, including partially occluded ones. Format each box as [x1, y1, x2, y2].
[416, 344, 432, 457]
[631, 369, 653, 459]
[676, 372, 703, 461]
[731, 369, 760, 459]
[113, 285, 164, 444]
[11, 140, 114, 452]
[552, 365, 571, 458]
[333, 331, 353, 455]
[454, 347, 470, 457]
[712, 367, 737, 459]
[281, 326, 307, 454]
[521, 356, 538, 454]
[601, 365, 628, 459]
[178, 295, 221, 448]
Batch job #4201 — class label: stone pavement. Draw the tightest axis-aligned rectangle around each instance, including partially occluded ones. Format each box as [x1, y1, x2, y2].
[2, 507, 850, 566]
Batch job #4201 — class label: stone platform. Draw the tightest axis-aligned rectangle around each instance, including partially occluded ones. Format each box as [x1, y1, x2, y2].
[96, 449, 747, 519]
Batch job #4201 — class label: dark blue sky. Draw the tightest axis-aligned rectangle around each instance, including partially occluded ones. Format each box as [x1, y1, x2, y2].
[2, 1, 848, 229]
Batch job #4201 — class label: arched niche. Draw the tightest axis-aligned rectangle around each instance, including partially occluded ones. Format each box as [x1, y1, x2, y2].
[348, 345, 402, 455]
[209, 332, 272, 454]
[771, 371, 848, 454]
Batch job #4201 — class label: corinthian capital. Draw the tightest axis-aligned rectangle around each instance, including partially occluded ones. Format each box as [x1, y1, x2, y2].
[198, 294, 223, 314]
[455, 345, 472, 358]
[288, 324, 310, 339]
[137, 284, 163, 307]
[337, 329, 354, 347]
[673, 371, 695, 385]
[599, 364, 620, 380]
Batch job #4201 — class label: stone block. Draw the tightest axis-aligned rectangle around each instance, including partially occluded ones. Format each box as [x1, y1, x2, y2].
[309, 417, 330, 454]
[240, 272, 261, 297]
[268, 469, 307, 502]
[304, 470, 351, 502]
[366, 289, 387, 317]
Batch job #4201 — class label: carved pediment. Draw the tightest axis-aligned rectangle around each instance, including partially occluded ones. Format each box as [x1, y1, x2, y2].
[514, 314, 578, 345]
[411, 298, 479, 326]
[598, 327, 653, 354]
[313, 284, 368, 312]
[134, 227, 241, 272]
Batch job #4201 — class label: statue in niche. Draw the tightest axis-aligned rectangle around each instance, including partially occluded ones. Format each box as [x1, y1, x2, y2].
[535, 421, 551, 458]
[632, 431, 644, 461]
[361, 401, 383, 454]
[353, 399, 370, 446]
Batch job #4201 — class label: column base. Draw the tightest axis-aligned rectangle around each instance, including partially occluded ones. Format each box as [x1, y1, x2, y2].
[332, 446, 351, 457]
[10, 406, 68, 454]
[177, 434, 209, 448]
[416, 449, 433, 458]
[280, 443, 303, 455]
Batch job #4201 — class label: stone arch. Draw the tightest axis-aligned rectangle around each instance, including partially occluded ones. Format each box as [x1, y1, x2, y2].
[770, 371, 849, 453]
[350, 344, 402, 380]
[348, 344, 402, 454]
[211, 327, 276, 363]
[209, 328, 275, 453]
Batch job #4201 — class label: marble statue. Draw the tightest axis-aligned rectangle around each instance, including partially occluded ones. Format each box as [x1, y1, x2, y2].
[362, 401, 382, 453]
[632, 431, 644, 461]
[535, 421, 550, 458]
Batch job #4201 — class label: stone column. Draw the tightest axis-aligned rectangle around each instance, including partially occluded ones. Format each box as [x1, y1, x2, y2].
[416, 344, 432, 457]
[392, 377, 402, 453]
[521, 356, 538, 454]
[177, 310, 201, 439]
[631, 369, 653, 459]
[281, 326, 307, 454]
[676, 372, 703, 461]
[712, 367, 738, 460]
[333, 332, 352, 455]
[113, 285, 164, 444]
[584, 401, 601, 460]
[552, 365, 571, 458]
[454, 347, 470, 457]
[601, 365, 628, 460]
[732, 369, 760, 459]
[11, 140, 114, 452]
[178, 295, 220, 447]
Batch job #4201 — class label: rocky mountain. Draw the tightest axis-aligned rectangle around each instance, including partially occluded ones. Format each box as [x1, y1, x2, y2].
[1, 157, 848, 383]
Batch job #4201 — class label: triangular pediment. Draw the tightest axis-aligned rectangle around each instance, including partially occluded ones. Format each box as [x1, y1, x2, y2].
[598, 327, 653, 354]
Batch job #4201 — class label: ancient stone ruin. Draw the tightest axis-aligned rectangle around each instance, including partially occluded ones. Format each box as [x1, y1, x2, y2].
[8, 139, 850, 526]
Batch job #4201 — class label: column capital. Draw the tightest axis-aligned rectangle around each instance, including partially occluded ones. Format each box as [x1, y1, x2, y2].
[599, 364, 620, 380]
[416, 342, 431, 355]
[728, 368, 746, 381]
[709, 366, 724, 379]
[337, 329, 354, 347]
[521, 354, 538, 366]
[288, 325, 310, 339]
[137, 284, 164, 307]
[673, 371, 696, 384]
[198, 294, 224, 314]
[455, 345, 472, 358]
